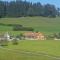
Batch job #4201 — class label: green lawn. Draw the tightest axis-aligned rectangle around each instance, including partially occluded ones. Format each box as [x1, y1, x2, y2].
[0, 40, 60, 60]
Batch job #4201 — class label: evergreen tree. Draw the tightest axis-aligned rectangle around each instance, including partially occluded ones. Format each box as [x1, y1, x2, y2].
[0, 0, 57, 17]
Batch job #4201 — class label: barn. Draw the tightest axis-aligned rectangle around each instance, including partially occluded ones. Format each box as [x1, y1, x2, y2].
[23, 32, 46, 40]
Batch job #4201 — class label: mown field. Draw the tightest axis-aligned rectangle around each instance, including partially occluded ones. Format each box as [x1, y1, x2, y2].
[0, 40, 60, 60]
[0, 16, 60, 34]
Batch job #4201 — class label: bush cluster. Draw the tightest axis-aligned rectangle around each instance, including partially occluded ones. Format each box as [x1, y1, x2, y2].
[13, 25, 34, 31]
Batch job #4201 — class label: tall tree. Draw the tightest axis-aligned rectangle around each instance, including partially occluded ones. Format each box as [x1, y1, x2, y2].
[0, 0, 58, 17]
[44, 4, 57, 17]
[57, 8, 60, 16]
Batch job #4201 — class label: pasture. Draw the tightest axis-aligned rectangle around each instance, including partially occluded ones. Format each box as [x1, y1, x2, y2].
[0, 40, 60, 60]
[0, 17, 60, 60]
[0, 17, 60, 34]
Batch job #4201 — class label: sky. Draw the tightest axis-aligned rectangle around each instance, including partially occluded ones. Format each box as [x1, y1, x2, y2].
[2, 0, 60, 8]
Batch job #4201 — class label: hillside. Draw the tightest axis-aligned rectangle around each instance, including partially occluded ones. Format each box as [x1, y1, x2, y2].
[0, 17, 60, 34]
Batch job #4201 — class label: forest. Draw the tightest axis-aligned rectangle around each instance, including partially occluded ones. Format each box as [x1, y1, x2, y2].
[0, 0, 60, 18]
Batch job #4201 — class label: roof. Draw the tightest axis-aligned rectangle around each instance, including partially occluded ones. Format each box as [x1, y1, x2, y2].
[23, 32, 44, 37]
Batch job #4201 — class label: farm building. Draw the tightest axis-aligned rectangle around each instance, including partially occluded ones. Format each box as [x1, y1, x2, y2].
[23, 32, 46, 40]
[0, 32, 11, 41]
[0, 32, 20, 41]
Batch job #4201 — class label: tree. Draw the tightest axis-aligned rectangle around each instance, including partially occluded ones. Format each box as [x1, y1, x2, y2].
[57, 8, 60, 16]
[0, 0, 58, 17]
[0, 1, 4, 17]
[44, 4, 57, 17]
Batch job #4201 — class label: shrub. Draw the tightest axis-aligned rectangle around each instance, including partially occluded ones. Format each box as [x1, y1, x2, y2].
[12, 38, 18, 45]
[54, 33, 60, 39]
[13, 25, 23, 31]
[13, 25, 34, 31]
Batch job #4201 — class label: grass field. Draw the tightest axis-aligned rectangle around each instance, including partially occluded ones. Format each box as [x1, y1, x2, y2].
[0, 17, 60, 60]
[0, 40, 60, 60]
[0, 16, 60, 34]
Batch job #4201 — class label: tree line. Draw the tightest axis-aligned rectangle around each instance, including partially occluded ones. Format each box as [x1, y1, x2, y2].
[0, 0, 60, 18]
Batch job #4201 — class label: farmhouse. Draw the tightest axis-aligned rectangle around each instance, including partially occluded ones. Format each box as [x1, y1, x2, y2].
[23, 32, 46, 40]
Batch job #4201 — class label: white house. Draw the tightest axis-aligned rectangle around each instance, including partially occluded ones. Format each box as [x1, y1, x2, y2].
[0, 32, 12, 41]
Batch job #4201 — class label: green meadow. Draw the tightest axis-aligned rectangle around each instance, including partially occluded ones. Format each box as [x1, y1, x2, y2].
[0, 17, 60, 60]
[0, 40, 60, 60]
[0, 16, 60, 34]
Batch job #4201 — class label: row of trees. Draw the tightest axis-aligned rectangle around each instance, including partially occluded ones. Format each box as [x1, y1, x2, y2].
[0, 0, 60, 18]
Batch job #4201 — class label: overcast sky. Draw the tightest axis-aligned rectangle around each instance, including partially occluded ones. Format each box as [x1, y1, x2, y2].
[2, 0, 60, 8]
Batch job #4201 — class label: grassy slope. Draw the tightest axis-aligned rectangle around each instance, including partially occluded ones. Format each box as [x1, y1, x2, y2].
[0, 40, 60, 60]
[0, 17, 60, 34]
[7, 40, 60, 56]
[0, 17, 60, 60]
